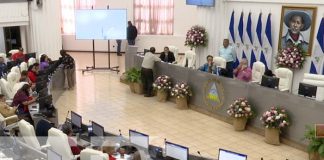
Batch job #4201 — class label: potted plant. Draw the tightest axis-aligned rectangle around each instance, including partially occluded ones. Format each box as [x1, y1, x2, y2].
[170, 82, 192, 109]
[260, 107, 290, 145]
[227, 98, 253, 131]
[125, 68, 143, 94]
[304, 125, 324, 160]
[153, 75, 172, 102]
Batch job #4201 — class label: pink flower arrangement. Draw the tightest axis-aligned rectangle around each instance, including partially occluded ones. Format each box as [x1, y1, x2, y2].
[170, 82, 192, 99]
[153, 75, 172, 91]
[185, 25, 208, 49]
[277, 44, 306, 69]
[227, 98, 253, 118]
[260, 107, 290, 129]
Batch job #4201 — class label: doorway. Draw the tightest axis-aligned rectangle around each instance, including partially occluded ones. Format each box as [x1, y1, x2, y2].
[4, 26, 21, 53]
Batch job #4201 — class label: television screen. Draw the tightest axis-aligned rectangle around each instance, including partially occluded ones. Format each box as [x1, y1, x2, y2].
[186, 0, 215, 6]
[75, 9, 127, 40]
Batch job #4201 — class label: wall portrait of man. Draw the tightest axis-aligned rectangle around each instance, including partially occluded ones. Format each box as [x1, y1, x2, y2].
[278, 6, 317, 56]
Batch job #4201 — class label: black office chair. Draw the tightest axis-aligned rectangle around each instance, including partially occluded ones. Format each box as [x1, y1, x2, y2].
[35, 119, 54, 145]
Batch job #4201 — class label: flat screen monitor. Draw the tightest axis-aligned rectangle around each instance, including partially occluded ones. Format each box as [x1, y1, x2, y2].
[261, 75, 279, 89]
[165, 141, 188, 160]
[298, 83, 317, 98]
[71, 111, 82, 129]
[47, 149, 62, 160]
[129, 130, 149, 149]
[218, 148, 247, 160]
[92, 121, 104, 137]
[186, 0, 215, 6]
[75, 9, 127, 40]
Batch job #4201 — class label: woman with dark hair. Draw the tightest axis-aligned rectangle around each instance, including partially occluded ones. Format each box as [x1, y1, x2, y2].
[28, 63, 39, 83]
[40, 54, 50, 71]
[12, 84, 37, 124]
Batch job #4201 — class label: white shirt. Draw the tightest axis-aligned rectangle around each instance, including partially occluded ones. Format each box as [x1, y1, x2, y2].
[141, 52, 161, 69]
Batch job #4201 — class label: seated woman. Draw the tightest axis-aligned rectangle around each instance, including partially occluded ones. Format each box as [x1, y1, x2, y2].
[11, 84, 37, 124]
[40, 54, 50, 71]
[233, 58, 252, 82]
[0, 94, 18, 125]
[61, 123, 82, 156]
[198, 55, 217, 74]
[28, 63, 39, 83]
[159, 46, 175, 63]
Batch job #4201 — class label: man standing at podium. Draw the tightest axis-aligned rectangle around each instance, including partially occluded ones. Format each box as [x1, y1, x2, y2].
[219, 39, 236, 78]
[141, 47, 161, 97]
[127, 21, 138, 45]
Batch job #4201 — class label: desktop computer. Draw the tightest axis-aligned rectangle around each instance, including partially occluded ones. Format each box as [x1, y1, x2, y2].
[218, 148, 247, 160]
[129, 130, 149, 149]
[165, 141, 189, 160]
[261, 75, 279, 89]
[71, 111, 82, 133]
[298, 83, 317, 98]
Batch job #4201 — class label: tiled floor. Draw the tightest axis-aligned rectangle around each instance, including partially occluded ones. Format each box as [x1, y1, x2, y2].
[54, 52, 308, 160]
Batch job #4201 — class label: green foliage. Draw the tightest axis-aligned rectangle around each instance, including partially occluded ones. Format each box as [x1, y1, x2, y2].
[125, 68, 141, 83]
[304, 125, 324, 157]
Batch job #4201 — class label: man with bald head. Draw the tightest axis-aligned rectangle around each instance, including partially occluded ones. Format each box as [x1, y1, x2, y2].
[233, 58, 252, 82]
[219, 39, 236, 78]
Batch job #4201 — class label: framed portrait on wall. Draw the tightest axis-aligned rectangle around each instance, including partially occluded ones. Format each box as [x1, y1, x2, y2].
[278, 6, 317, 56]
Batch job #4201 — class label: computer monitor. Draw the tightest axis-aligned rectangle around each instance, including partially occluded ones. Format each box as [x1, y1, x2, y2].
[92, 121, 104, 137]
[129, 130, 149, 149]
[261, 75, 279, 89]
[47, 149, 62, 160]
[71, 111, 82, 129]
[25, 52, 36, 61]
[218, 148, 247, 160]
[165, 141, 189, 160]
[298, 83, 317, 98]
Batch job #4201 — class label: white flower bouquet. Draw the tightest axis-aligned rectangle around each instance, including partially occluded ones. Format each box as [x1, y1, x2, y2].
[277, 44, 306, 69]
[227, 98, 253, 118]
[170, 82, 192, 99]
[185, 25, 208, 49]
[153, 75, 172, 91]
[260, 107, 290, 129]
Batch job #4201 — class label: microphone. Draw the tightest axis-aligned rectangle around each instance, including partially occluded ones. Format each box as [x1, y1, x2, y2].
[197, 151, 203, 158]
[65, 111, 70, 123]
[119, 129, 122, 136]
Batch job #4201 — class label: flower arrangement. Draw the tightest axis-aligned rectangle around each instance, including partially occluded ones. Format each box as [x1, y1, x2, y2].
[153, 75, 172, 91]
[170, 82, 192, 99]
[227, 98, 253, 118]
[185, 25, 208, 49]
[277, 44, 306, 69]
[260, 107, 290, 129]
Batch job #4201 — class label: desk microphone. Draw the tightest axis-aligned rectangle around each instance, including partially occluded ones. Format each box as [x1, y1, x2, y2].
[119, 129, 122, 136]
[65, 111, 70, 123]
[197, 151, 203, 158]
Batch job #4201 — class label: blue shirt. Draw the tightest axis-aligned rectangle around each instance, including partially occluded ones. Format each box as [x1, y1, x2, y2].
[198, 63, 218, 74]
[219, 46, 236, 62]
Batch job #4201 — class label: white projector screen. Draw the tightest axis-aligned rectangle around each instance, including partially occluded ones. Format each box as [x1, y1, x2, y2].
[75, 9, 127, 40]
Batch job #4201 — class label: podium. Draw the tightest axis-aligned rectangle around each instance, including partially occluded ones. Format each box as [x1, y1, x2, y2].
[125, 46, 138, 71]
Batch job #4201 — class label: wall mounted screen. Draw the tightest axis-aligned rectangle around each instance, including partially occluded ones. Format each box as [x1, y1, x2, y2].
[75, 9, 127, 40]
[186, 0, 215, 6]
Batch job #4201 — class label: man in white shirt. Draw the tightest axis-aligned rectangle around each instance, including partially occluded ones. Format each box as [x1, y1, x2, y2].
[219, 39, 236, 78]
[141, 47, 161, 97]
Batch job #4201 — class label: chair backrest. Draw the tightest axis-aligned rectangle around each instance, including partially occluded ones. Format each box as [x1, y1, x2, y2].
[185, 50, 196, 68]
[168, 45, 179, 60]
[20, 62, 28, 72]
[274, 68, 293, 91]
[0, 78, 12, 99]
[18, 119, 41, 150]
[9, 50, 19, 54]
[80, 148, 108, 160]
[47, 128, 74, 160]
[7, 72, 20, 91]
[11, 66, 20, 74]
[252, 61, 266, 83]
[12, 82, 28, 97]
[28, 58, 36, 66]
[213, 57, 226, 69]
[0, 53, 7, 63]
[0, 113, 6, 128]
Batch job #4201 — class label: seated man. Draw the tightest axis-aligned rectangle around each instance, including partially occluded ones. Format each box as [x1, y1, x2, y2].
[233, 58, 252, 82]
[198, 55, 217, 74]
[0, 94, 18, 125]
[159, 46, 175, 63]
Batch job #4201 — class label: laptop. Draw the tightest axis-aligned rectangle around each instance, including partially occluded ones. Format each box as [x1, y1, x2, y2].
[218, 148, 247, 160]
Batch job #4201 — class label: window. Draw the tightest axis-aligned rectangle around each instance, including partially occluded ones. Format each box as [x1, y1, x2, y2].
[134, 0, 174, 35]
[61, 0, 95, 35]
